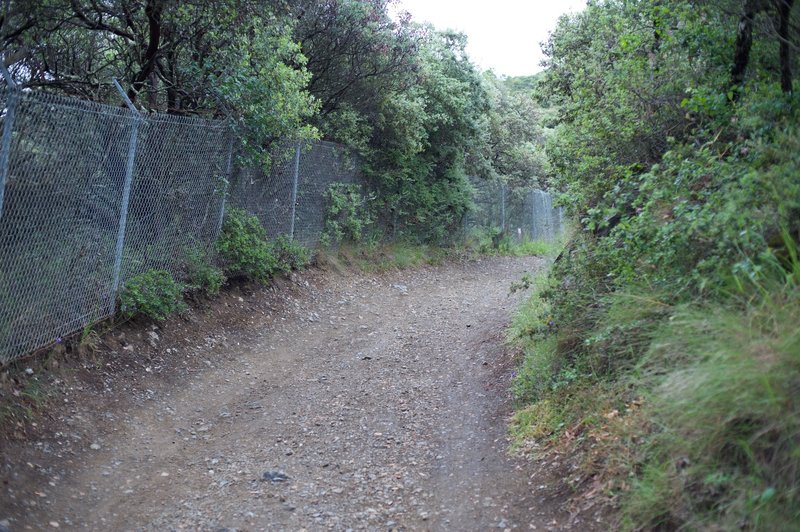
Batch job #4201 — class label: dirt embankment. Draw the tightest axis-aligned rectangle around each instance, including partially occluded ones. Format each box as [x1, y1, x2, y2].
[1, 256, 602, 531]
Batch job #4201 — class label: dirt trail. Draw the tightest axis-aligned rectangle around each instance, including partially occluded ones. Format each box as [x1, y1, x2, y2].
[1, 256, 583, 531]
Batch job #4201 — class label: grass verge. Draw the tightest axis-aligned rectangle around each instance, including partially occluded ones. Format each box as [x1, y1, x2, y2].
[507, 245, 800, 530]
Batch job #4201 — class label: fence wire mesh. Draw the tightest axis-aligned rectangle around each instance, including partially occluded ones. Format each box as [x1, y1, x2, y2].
[294, 141, 360, 248]
[0, 88, 135, 363]
[0, 85, 555, 365]
[465, 177, 565, 242]
[121, 113, 230, 282]
[0, 87, 233, 364]
[0, 85, 364, 364]
[227, 140, 360, 248]
[227, 145, 297, 240]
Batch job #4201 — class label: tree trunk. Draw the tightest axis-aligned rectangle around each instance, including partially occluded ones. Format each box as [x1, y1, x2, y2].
[128, 0, 164, 104]
[777, 0, 795, 93]
[731, 0, 764, 91]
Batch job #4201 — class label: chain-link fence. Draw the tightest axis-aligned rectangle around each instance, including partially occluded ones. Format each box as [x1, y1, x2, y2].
[227, 140, 360, 248]
[0, 84, 558, 365]
[0, 85, 232, 364]
[465, 177, 565, 242]
[0, 84, 359, 365]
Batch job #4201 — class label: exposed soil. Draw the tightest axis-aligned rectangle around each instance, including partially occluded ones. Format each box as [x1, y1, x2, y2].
[0, 256, 604, 531]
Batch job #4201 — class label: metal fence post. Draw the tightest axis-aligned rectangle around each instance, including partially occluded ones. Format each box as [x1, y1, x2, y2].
[215, 127, 235, 236]
[289, 141, 301, 241]
[500, 180, 506, 231]
[110, 78, 142, 299]
[0, 64, 19, 221]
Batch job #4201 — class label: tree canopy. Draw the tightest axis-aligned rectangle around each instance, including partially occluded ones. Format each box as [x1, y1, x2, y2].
[1, 0, 545, 239]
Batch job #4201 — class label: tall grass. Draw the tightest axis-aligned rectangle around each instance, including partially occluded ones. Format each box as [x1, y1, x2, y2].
[621, 245, 800, 530]
[462, 226, 562, 258]
[508, 236, 800, 530]
[329, 241, 449, 272]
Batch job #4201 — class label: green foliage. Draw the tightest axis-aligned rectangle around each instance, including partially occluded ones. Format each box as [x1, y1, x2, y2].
[293, 0, 487, 246]
[321, 183, 373, 246]
[596, 120, 800, 293]
[509, 272, 536, 295]
[214, 21, 319, 167]
[333, 241, 449, 272]
[119, 270, 186, 321]
[512, 336, 559, 404]
[215, 208, 311, 283]
[294, 0, 420, 124]
[623, 273, 800, 530]
[481, 72, 549, 187]
[541, 0, 731, 214]
[464, 227, 559, 257]
[271, 235, 311, 273]
[464, 226, 503, 254]
[12, 2, 318, 152]
[183, 246, 226, 297]
[511, 1, 800, 529]
[343, 28, 494, 243]
[215, 208, 278, 283]
[515, 240, 559, 257]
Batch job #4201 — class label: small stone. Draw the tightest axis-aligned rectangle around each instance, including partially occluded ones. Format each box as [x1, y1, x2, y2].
[90, 443, 101, 450]
[262, 471, 289, 482]
[49, 521, 59, 528]
[25, 368, 34, 375]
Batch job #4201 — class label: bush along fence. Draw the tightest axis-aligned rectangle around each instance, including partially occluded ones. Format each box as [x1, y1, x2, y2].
[0, 79, 358, 365]
[228, 140, 361, 248]
[0, 81, 561, 366]
[465, 177, 565, 242]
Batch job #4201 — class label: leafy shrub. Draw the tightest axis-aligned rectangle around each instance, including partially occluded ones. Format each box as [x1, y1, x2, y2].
[271, 234, 311, 273]
[512, 1, 800, 528]
[462, 226, 499, 254]
[119, 269, 186, 321]
[215, 208, 277, 283]
[321, 183, 373, 246]
[184, 246, 226, 297]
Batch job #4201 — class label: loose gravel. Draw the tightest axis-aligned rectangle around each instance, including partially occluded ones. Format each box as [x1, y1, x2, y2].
[1, 256, 585, 531]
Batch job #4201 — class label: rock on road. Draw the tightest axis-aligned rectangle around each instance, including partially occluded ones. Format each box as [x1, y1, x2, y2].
[2, 256, 572, 531]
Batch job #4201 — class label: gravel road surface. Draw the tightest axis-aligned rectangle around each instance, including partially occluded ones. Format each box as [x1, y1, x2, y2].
[1, 256, 579, 531]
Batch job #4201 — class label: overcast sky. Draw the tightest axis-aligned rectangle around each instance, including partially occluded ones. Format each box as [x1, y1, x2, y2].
[392, 0, 587, 76]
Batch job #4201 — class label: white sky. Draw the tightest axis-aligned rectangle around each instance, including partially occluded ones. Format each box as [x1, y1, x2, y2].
[392, 0, 587, 76]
